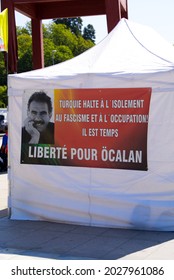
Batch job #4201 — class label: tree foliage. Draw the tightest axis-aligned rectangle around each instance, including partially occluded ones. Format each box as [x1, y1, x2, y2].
[43, 38, 73, 66]
[53, 17, 96, 43]
[0, 52, 7, 85]
[17, 33, 32, 72]
[48, 23, 78, 54]
[0, 85, 7, 107]
[83, 24, 95, 43]
[53, 17, 83, 37]
[0, 52, 7, 107]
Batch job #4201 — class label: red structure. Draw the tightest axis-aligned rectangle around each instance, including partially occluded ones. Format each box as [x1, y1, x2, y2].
[1, 0, 128, 73]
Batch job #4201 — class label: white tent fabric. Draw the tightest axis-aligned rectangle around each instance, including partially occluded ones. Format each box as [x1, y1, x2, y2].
[8, 19, 174, 230]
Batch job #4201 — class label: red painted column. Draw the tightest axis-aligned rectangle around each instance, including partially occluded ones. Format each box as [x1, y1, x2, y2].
[31, 18, 44, 69]
[105, 0, 120, 33]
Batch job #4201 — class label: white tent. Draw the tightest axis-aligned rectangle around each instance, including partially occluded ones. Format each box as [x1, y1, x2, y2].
[8, 18, 174, 230]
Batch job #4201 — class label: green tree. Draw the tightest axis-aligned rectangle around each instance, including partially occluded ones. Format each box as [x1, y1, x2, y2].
[0, 52, 7, 85]
[0, 85, 7, 107]
[17, 33, 32, 72]
[83, 24, 96, 43]
[53, 17, 83, 36]
[53, 45, 74, 64]
[47, 22, 95, 57]
[48, 23, 78, 54]
[74, 36, 94, 56]
[43, 38, 73, 66]
[53, 17, 96, 43]
[16, 23, 31, 36]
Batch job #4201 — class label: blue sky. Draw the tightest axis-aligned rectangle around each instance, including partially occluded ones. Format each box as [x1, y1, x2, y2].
[15, 0, 174, 44]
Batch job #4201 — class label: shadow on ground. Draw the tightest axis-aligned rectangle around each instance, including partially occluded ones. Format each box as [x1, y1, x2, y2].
[0, 212, 174, 260]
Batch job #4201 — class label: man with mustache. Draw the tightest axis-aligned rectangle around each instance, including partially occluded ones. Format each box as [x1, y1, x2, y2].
[22, 91, 54, 144]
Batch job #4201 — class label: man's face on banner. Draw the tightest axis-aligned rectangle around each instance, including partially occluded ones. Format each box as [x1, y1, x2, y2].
[27, 101, 52, 132]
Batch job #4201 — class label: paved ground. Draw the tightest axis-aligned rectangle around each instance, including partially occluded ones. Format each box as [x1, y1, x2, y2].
[0, 170, 174, 261]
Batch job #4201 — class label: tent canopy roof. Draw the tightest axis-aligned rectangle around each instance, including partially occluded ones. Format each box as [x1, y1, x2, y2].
[9, 18, 174, 82]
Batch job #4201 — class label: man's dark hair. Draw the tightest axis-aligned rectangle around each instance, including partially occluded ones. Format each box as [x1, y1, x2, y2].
[28, 91, 53, 113]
